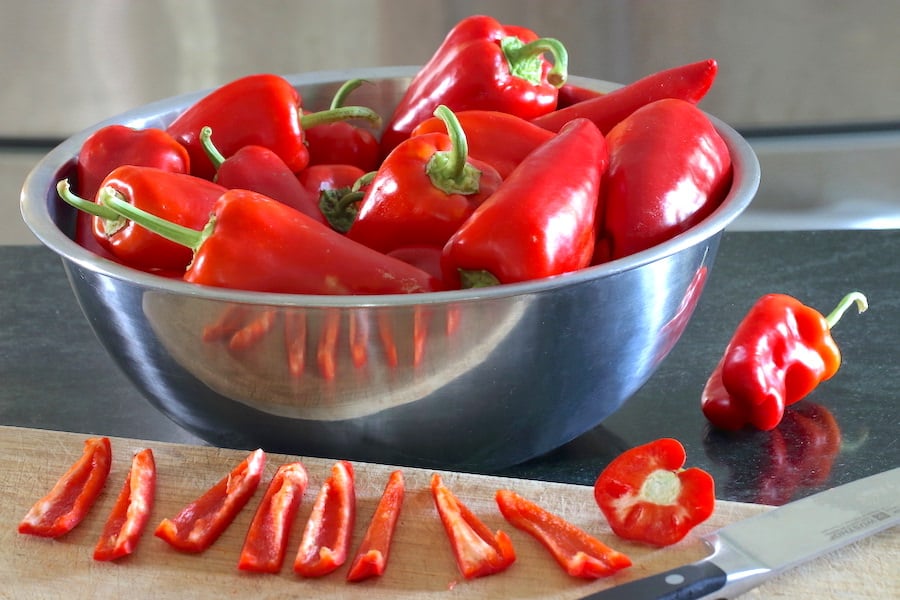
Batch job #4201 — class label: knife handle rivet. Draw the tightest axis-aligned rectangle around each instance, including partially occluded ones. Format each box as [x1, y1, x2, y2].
[664, 573, 686, 585]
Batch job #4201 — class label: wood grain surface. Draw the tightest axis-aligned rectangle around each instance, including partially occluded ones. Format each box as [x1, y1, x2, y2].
[1, 425, 896, 599]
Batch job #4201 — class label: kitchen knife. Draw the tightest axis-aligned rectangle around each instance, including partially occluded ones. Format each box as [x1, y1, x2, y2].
[584, 467, 899, 600]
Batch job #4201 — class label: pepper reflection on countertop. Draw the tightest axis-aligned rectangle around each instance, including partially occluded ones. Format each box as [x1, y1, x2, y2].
[1, 230, 898, 505]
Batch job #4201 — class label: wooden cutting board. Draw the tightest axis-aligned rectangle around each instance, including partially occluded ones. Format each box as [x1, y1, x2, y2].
[1, 425, 896, 599]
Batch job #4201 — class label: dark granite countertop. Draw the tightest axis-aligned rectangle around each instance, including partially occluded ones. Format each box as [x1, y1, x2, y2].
[2, 229, 898, 505]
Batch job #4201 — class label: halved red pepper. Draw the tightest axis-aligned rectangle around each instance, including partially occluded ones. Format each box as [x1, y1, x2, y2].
[93, 448, 157, 561]
[380, 14, 568, 155]
[18, 436, 112, 538]
[441, 117, 607, 288]
[98, 188, 442, 294]
[431, 473, 516, 579]
[593, 438, 715, 547]
[346, 105, 502, 254]
[597, 98, 733, 262]
[495, 489, 631, 579]
[702, 292, 868, 431]
[304, 79, 381, 172]
[532, 58, 718, 134]
[166, 73, 381, 180]
[57, 166, 226, 273]
[155, 448, 266, 553]
[293, 460, 356, 578]
[238, 462, 309, 573]
[346, 469, 405, 582]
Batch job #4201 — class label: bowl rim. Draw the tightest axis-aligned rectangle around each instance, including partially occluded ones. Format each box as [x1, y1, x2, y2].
[20, 65, 760, 308]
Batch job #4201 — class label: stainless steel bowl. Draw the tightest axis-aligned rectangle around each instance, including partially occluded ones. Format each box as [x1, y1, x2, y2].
[20, 66, 760, 470]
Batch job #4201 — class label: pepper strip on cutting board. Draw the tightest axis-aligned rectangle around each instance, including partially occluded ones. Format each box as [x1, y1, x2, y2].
[347, 469, 405, 582]
[293, 460, 356, 578]
[93, 448, 157, 561]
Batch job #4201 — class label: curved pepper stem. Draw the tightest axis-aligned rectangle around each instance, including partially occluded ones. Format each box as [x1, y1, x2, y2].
[100, 190, 211, 252]
[56, 179, 127, 236]
[824, 291, 868, 329]
[300, 105, 382, 130]
[199, 126, 227, 170]
[318, 171, 377, 233]
[501, 36, 569, 87]
[328, 78, 369, 110]
[425, 105, 482, 195]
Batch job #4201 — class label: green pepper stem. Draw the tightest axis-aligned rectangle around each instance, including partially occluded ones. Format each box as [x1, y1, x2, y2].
[100, 192, 208, 251]
[56, 179, 120, 221]
[501, 36, 569, 87]
[424, 105, 483, 195]
[459, 269, 501, 289]
[329, 78, 368, 110]
[300, 105, 382, 130]
[199, 126, 227, 170]
[825, 291, 868, 329]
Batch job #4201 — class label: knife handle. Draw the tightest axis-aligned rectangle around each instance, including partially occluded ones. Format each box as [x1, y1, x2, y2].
[584, 561, 727, 600]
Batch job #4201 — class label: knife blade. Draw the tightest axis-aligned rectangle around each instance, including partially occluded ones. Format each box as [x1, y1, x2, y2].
[583, 466, 899, 600]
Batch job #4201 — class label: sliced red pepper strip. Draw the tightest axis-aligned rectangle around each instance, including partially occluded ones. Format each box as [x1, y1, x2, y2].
[431, 473, 516, 579]
[19, 436, 112, 538]
[155, 448, 266, 553]
[495, 489, 631, 579]
[346, 470, 405, 582]
[238, 462, 309, 573]
[293, 460, 356, 578]
[593, 438, 715, 547]
[93, 448, 157, 561]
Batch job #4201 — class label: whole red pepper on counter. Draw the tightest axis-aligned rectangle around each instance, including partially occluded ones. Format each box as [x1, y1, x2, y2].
[99, 188, 442, 294]
[293, 460, 356, 578]
[702, 292, 868, 431]
[495, 489, 632, 579]
[593, 438, 715, 547]
[346, 469, 405, 582]
[380, 14, 568, 155]
[441, 117, 607, 288]
[166, 73, 381, 180]
[94, 448, 157, 561]
[596, 98, 733, 262]
[57, 166, 227, 273]
[346, 105, 503, 254]
[18, 437, 112, 538]
[304, 78, 381, 172]
[155, 448, 266, 553]
[532, 58, 718, 134]
[431, 473, 516, 579]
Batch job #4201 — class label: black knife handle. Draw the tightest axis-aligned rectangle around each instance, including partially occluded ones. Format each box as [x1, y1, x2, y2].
[584, 561, 728, 600]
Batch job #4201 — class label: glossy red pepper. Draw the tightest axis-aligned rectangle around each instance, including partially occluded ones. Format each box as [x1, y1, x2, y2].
[94, 448, 157, 561]
[347, 470, 405, 582]
[100, 188, 442, 294]
[200, 126, 328, 224]
[597, 98, 733, 262]
[380, 14, 568, 155]
[298, 163, 367, 231]
[555, 83, 604, 109]
[166, 73, 381, 180]
[155, 448, 266, 553]
[346, 105, 502, 254]
[305, 79, 381, 172]
[495, 489, 631, 579]
[594, 438, 715, 547]
[57, 166, 226, 273]
[293, 460, 356, 578]
[410, 109, 555, 179]
[532, 58, 718, 134]
[702, 292, 868, 431]
[238, 462, 309, 573]
[431, 473, 516, 579]
[18, 436, 112, 538]
[442, 117, 607, 288]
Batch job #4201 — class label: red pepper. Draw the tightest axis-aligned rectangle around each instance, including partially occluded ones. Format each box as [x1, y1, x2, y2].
[238, 462, 309, 573]
[18, 436, 112, 538]
[386, 245, 445, 283]
[702, 292, 868, 431]
[555, 83, 604, 109]
[442, 117, 607, 288]
[155, 448, 266, 553]
[166, 73, 381, 180]
[304, 79, 381, 172]
[293, 460, 356, 578]
[431, 473, 516, 579]
[495, 489, 631, 579]
[346, 470, 405, 582]
[200, 126, 328, 224]
[298, 163, 368, 231]
[346, 105, 502, 254]
[410, 109, 555, 179]
[597, 98, 733, 262]
[57, 166, 226, 273]
[99, 188, 442, 294]
[594, 438, 715, 547]
[93, 448, 157, 561]
[532, 58, 718, 134]
[380, 14, 568, 155]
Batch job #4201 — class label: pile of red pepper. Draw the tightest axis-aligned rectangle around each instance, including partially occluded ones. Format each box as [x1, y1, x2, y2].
[59, 14, 733, 296]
